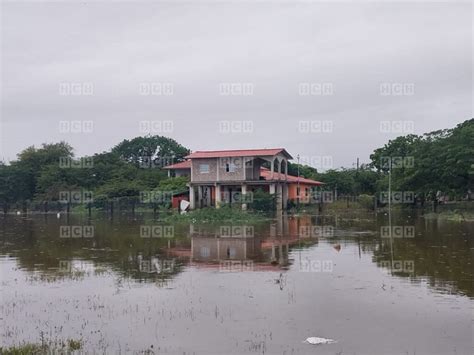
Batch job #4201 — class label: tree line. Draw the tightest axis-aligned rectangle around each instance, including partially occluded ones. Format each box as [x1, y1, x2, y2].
[0, 119, 472, 213]
[290, 119, 473, 204]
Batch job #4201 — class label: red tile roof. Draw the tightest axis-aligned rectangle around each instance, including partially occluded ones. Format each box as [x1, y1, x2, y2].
[260, 167, 324, 186]
[162, 160, 191, 169]
[185, 148, 292, 159]
[163, 161, 323, 185]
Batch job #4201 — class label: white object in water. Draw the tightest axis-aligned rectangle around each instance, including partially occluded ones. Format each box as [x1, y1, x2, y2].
[16, 211, 21, 215]
[180, 200, 190, 212]
[305, 337, 336, 345]
[57, 212, 61, 219]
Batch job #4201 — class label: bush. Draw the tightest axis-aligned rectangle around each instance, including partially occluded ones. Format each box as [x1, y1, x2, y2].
[358, 194, 374, 210]
[248, 189, 275, 212]
[162, 205, 268, 223]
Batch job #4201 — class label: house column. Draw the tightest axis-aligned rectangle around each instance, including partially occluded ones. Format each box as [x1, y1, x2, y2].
[277, 158, 281, 180]
[241, 184, 247, 210]
[270, 159, 274, 180]
[215, 184, 221, 208]
[282, 184, 288, 210]
[189, 185, 195, 210]
[197, 186, 203, 208]
[276, 183, 283, 212]
[271, 242, 276, 262]
[269, 183, 276, 194]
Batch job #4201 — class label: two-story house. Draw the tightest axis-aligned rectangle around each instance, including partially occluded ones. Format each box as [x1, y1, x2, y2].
[164, 148, 323, 210]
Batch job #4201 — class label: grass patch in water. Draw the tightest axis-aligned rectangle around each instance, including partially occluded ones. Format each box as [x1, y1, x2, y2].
[1, 339, 82, 355]
[161, 206, 271, 224]
[0, 343, 47, 355]
[424, 210, 474, 222]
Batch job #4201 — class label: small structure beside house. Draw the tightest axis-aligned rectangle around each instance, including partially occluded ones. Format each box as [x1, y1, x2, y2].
[164, 160, 191, 177]
[170, 190, 190, 209]
[164, 148, 323, 210]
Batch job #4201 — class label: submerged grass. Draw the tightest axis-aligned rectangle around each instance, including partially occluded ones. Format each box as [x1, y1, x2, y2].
[0, 339, 82, 355]
[0, 343, 47, 355]
[424, 210, 474, 222]
[161, 206, 271, 224]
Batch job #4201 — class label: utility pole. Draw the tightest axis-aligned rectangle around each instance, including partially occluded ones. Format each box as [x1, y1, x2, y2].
[388, 157, 394, 274]
[297, 154, 300, 207]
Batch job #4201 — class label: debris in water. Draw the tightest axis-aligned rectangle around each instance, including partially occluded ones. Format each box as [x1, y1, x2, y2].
[304, 337, 336, 345]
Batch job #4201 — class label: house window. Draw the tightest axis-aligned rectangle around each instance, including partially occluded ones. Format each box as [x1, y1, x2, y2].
[225, 163, 236, 173]
[199, 164, 209, 173]
[200, 247, 210, 258]
[297, 187, 300, 196]
[226, 247, 236, 259]
[305, 188, 309, 196]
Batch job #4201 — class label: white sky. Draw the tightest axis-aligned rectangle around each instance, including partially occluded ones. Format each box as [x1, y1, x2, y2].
[1, 0, 472, 170]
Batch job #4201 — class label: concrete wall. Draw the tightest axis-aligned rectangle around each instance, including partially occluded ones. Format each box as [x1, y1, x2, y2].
[191, 157, 248, 182]
[217, 157, 245, 181]
[175, 169, 190, 177]
[288, 183, 316, 203]
[191, 158, 218, 182]
[192, 237, 259, 261]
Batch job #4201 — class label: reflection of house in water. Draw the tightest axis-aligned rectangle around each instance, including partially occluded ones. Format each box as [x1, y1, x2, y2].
[185, 215, 321, 270]
[190, 224, 264, 263]
[192, 235, 262, 262]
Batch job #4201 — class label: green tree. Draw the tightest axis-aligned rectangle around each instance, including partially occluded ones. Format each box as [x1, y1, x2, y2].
[370, 119, 473, 199]
[111, 135, 190, 167]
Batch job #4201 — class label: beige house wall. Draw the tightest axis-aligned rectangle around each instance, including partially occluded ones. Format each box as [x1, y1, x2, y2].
[191, 158, 218, 182]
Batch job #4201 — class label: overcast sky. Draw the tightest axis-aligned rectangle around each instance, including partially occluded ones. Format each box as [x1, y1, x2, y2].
[1, 0, 472, 170]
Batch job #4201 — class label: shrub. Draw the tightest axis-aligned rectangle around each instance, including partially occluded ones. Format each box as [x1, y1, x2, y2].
[358, 194, 374, 210]
[248, 189, 275, 212]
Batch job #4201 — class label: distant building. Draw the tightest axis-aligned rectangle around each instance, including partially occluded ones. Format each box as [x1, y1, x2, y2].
[164, 148, 323, 210]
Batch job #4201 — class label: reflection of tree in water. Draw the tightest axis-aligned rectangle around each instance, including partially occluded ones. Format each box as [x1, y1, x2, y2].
[0, 215, 190, 284]
[312, 211, 473, 298]
[1, 213, 471, 296]
[372, 213, 474, 298]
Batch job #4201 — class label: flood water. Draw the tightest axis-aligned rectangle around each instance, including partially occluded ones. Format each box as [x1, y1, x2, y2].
[0, 211, 472, 354]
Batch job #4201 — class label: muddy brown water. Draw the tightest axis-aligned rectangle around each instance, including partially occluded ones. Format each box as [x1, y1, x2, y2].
[0, 212, 472, 354]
